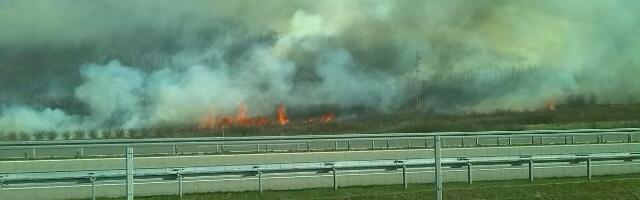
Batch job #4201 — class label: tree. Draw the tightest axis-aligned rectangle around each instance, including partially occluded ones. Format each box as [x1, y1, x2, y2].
[151, 128, 164, 138]
[115, 129, 125, 139]
[139, 128, 151, 138]
[88, 130, 99, 139]
[73, 130, 86, 140]
[102, 129, 114, 139]
[46, 131, 58, 140]
[62, 131, 71, 140]
[126, 129, 137, 138]
[18, 132, 31, 141]
[7, 132, 18, 141]
[33, 131, 46, 141]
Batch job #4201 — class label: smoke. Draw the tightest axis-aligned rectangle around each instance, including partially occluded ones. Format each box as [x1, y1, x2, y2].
[0, 0, 639, 132]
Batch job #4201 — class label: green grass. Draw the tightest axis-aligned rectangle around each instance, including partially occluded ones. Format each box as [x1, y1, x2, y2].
[98, 173, 640, 200]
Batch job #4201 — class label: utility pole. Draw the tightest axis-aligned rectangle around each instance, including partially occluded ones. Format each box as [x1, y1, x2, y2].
[415, 50, 422, 111]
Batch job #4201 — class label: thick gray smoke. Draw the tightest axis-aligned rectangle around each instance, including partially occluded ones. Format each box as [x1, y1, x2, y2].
[0, 0, 639, 132]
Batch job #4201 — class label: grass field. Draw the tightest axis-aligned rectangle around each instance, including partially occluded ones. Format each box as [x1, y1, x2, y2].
[182, 104, 640, 137]
[2, 104, 639, 141]
[99, 173, 640, 200]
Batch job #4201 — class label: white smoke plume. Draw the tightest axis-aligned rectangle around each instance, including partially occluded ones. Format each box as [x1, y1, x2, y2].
[0, 0, 639, 132]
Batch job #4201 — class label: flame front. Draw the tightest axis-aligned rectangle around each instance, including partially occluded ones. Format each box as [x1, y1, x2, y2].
[544, 99, 556, 111]
[198, 103, 336, 129]
[276, 104, 289, 125]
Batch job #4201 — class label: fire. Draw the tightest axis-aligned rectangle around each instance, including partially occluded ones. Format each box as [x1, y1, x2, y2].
[544, 99, 556, 111]
[197, 104, 270, 128]
[305, 112, 336, 123]
[198, 113, 217, 129]
[198, 103, 334, 129]
[276, 104, 289, 125]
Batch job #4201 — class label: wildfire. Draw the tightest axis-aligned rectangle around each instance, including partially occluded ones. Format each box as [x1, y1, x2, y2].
[198, 113, 217, 129]
[305, 112, 336, 123]
[197, 103, 338, 129]
[276, 104, 289, 125]
[198, 103, 291, 129]
[544, 99, 556, 111]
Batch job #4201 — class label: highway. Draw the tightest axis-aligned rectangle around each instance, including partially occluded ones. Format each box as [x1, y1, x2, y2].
[1, 129, 640, 200]
[1, 142, 640, 200]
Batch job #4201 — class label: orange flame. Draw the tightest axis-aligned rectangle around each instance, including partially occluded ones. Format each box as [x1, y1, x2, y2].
[198, 104, 279, 129]
[198, 113, 217, 129]
[320, 112, 335, 122]
[544, 99, 556, 111]
[304, 112, 336, 123]
[276, 104, 289, 125]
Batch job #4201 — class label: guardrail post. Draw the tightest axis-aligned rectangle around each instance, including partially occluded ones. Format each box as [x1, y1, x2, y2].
[467, 161, 472, 184]
[295, 143, 300, 151]
[306, 142, 310, 152]
[564, 136, 568, 144]
[531, 136, 535, 145]
[540, 136, 544, 145]
[371, 140, 375, 149]
[265, 144, 269, 152]
[408, 140, 412, 149]
[177, 172, 183, 198]
[215, 144, 219, 153]
[386, 140, 390, 149]
[332, 167, 338, 190]
[172, 145, 178, 156]
[587, 157, 592, 180]
[571, 135, 575, 144]
[434, 135, 443, 200]
[32, 149, 36, 159]
[126, 147, 134, 200]
[402, 164, 407, 189]
[599, 134, 604, 143]
[335, 141, 339, 150]
[0, 181, 4, 200]
[77, 147, 84, 158]
[461, 138, 465, 147]
[496, 137, 500, 146]
[508, 137, 512, 146]
[628, 133, 633, 143]
[528, 158, 534, 182]
[256, 144, 260, 152]
[475, 138, 479, 147]
[347, 141, 351, 151]
[258, 171, 263, 193]
[89, 176, 97, 200]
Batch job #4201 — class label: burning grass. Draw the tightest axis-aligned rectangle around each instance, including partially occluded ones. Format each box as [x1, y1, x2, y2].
[1, 104, 639, 141]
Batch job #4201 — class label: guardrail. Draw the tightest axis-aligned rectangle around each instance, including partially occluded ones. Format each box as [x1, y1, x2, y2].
[2, 128, 639, 148]
[1, 128, 639, 159]
[1, 151, 638, 200]
[1, 128, 640, 200]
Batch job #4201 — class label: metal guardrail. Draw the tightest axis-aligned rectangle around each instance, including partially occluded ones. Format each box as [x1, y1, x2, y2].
[0, 128, 638, 150]
[1, 128, 639, 160]
[1, 151, 638, 199]
[1, 128, 640, 200]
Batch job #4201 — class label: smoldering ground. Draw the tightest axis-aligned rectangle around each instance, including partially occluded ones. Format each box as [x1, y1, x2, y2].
[0, 0, 639, 132]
